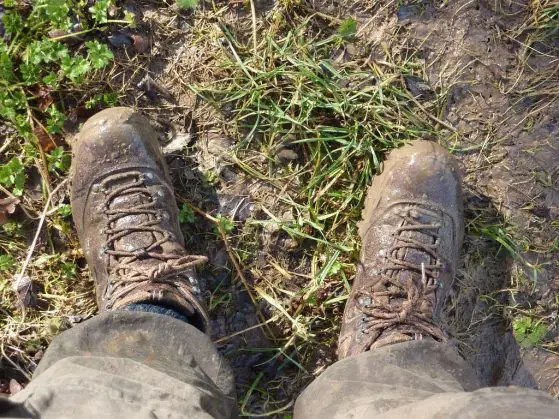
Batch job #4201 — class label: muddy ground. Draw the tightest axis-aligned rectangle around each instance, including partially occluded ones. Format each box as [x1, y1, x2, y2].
[2, 0, 557, 414]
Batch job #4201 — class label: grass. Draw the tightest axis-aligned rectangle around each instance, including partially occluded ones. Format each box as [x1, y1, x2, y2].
[1, 0, 558, 411]
[0, 0, 129, 381]
[189, 9, 450, 406]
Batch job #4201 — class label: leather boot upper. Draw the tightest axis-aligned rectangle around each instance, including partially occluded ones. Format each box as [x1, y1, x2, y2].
[338, 140, 464, 358]
[70, 107, 210, 331]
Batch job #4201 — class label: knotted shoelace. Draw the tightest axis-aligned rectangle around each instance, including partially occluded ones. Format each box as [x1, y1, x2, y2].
[355, 203, 448, 341]
[98, 171, 207, 309]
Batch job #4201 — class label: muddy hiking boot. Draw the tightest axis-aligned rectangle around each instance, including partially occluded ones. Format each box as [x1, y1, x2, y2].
[338, 140, 464, 358]
[70, 107, 210, 331]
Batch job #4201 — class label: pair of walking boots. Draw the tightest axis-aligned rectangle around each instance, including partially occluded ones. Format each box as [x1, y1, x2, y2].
[71, 107, 463, 356]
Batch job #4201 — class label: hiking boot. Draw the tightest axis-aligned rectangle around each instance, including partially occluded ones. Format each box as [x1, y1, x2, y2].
[70, 107, 210, 331]
[338, 140, 463, 358]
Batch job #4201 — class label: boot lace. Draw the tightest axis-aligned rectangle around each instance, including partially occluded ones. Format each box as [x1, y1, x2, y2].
[355, 202, 448, 341]
[98, 171, 207, 309]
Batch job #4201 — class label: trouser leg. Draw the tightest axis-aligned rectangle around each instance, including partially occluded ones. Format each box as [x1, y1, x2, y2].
[294, 340, 559, 419]
[6, 311, 237, 419]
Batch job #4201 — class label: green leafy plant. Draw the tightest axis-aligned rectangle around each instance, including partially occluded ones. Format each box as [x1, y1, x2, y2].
[85, 92, 119, 109]
[46, 106, 67, 134]
[60, 262, 77, 279]
[215, 215, 235, 234]
[513, 316, 549, 348]
[0, 254, 14, 271]
[89, 0, 113, 23]
[337, 17, 357, 38]
[0, 0, 130, 194]
[2, 220, 23, 237]
[46, 146, 71, 173]
[179, 204, 195, 224]
[60, 55, 91, 83]
[86, 40, 114, 69]
[57, 204, 72, 218]
[177, 0, 198, 10]
[0, 158, 25, 196]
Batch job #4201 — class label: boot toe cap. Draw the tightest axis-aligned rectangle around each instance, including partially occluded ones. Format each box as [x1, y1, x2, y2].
[70, 107, 167, 189]
[382, 140, 462, 210]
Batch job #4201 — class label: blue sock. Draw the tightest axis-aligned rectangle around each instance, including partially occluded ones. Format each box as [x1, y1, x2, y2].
[123, 303, 190, 322]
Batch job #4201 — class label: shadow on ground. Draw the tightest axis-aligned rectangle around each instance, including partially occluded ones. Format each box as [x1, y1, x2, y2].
[446, 188, 537, 388]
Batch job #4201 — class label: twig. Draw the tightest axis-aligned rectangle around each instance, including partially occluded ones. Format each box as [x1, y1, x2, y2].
[220, 27, 258, 87]
[214, 315, 279, 344]
[48, 27, 96, 41]
[357, 0, 395, 37]
[300, 4, 343, 24]
[404, 79, 458, 133]
[0, 137, 14, 154]
[250, 0, 258, 56]
[1, 344, 31, 381]
[180, 198, 276, 340]
[13, 179, 68, 294]
[29, 114, 53, 196]
[0, 184, 37, 220]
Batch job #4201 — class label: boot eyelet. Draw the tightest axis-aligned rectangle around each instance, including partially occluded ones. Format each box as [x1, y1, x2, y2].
[92, 184, 106, 194]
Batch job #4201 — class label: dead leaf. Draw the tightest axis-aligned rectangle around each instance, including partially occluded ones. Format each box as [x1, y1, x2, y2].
[9, 379, 23, 395]
[48, 28, 69, 38]
[131, 34, 149, 53]
[34, 126, 57, 152]
[32, 84, 54, 112]
[47, 25, 83, 44]
[137, 75, 174, 101]
[28, 84, 54, 112]
[108, 4, 119, 17]
[0, 197, 19, 225]
[404, 75, 435, 101]
[13, 274, 40, 309]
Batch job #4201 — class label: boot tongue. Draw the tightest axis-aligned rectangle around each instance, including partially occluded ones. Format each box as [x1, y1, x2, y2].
[396, 209, 439, 287]
[108, 188, 199, 317]
[111, 191, 158, 255]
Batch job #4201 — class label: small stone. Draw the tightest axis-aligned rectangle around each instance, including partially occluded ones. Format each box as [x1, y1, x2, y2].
[9, 379, 23, 395]
[276, 148, 298, 163]
[404, 75, 436, 101]
[108, 32, 132, 48]
[33, 349, 44, 362]
[163, 131, 191, 154]
[358, 296, 372, 307]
